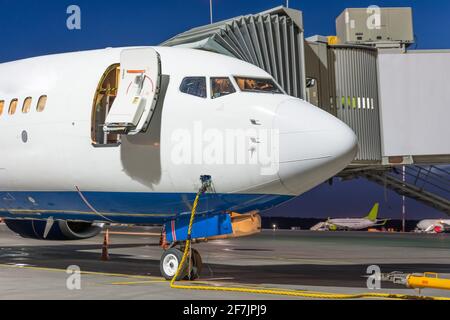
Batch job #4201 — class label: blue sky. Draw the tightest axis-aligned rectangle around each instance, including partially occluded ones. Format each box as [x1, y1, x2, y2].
[1, 0, 450, 62]
[0, 0, 448, 219]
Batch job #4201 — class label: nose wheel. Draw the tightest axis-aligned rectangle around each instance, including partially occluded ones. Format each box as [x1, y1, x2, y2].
[189, 248, 203, 280]
[160, 247, 203, 281]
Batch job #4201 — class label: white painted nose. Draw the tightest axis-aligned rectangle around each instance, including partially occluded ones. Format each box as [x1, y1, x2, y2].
[275, 99, 358, 195]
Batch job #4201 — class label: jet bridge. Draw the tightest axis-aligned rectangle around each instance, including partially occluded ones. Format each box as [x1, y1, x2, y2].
[162, 6, 450, 214]
[305, 39, 450, 166]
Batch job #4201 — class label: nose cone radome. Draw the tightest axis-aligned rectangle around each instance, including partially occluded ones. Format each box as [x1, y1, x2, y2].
[275, 99, 358, 195]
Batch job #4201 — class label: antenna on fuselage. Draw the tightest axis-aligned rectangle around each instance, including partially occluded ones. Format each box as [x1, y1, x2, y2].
[210, 0, 213, 24]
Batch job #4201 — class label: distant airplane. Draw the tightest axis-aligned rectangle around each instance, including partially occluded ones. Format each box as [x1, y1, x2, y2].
[310, 203, 388, 231]
[415, 219, 450, 234]
[0, 46, 358, 280]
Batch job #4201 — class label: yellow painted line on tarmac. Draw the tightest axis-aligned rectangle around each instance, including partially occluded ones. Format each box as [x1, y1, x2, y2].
[111, 280, 168, 285]
[0, 263, 164, 281]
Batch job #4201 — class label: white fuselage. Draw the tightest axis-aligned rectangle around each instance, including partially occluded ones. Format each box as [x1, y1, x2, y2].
[0, 47, 358, 224]
[327, 218, 380, 230]
[416, 220, 450, 233]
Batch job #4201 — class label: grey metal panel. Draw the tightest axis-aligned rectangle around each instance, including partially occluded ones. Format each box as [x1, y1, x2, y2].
[256, 15, 271, 73]
[327, 48, 336, 112]
[378, 51, 450, 158]
[336, 8, 414, 46]
[329, 46, 382, 161]
[222, 24, 245, 58]
[213, 34, 244, 60]
[231, 21, 254, 63]
[290, 24, 298, 97]
[359, 49, 368, 157]
[247, 17, 265, 69]
[298, 26, 307, 98]
[282, 17, 292, 95]
[273, 16, 285, 89]
[161, 8, 306, 99]
[237, 19, 257, 65]
[369, 50, 381, 160]
[265, 15, 279, 83]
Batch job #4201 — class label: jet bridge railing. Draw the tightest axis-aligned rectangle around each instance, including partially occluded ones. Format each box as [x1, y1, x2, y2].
[401, 166, 450, 201]
[342, 165, 450, 215]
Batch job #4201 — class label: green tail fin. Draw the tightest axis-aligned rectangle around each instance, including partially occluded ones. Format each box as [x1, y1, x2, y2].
[365, 203, 379, 221]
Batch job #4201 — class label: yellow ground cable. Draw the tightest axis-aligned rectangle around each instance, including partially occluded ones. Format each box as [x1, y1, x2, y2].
[169, 191, 450, 301]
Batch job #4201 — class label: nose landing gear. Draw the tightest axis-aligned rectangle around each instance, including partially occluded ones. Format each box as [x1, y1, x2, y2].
[160, 175, 211, 282]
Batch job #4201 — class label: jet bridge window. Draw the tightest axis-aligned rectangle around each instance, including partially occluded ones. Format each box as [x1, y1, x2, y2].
[234, 77, 282, 94]
[91, 64, 121, 146]
[180, 77, 207, 98]
[211, 77, 236, 99]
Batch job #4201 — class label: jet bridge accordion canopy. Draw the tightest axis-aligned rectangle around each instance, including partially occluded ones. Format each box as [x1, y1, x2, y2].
[162, 6, 306, 99]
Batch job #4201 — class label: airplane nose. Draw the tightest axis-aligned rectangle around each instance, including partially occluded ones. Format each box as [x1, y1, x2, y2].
[275, 99, 358, 195]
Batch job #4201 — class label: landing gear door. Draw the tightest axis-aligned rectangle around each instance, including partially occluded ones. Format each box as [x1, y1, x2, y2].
[104, 48, 161, 135]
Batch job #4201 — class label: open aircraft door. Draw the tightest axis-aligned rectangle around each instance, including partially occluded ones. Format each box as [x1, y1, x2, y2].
[104, 48, 161, 135]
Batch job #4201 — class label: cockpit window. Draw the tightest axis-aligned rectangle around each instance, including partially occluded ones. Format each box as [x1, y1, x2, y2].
[180, 77, 207, 98]
[211, 77, 236, 99]
[235, 77, 282, 94]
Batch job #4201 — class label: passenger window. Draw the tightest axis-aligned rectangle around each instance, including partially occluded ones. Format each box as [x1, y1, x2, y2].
[37, 95, 47, 112]
[0, 100, 4, 116]
[22, 97, 32, 113]
[9, 99, 18, 115]
[180, 77, 207, 98]
[211, 77, 236, 99]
